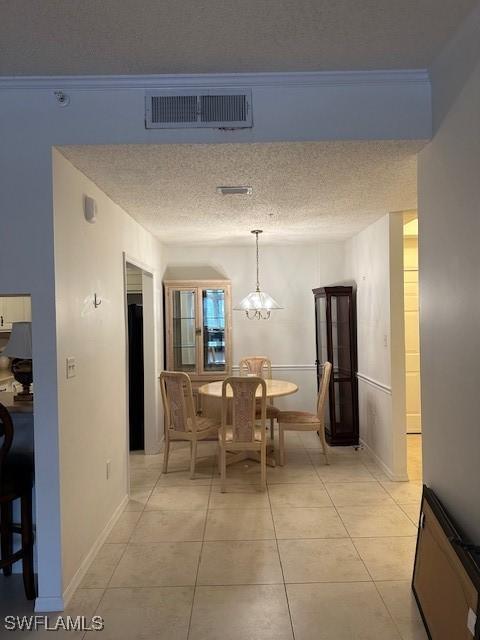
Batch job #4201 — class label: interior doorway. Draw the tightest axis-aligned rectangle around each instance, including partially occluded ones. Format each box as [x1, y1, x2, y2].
[126, 263, 145, 451]
[403, 212, 423, 482]
[124, 256, 159, 469]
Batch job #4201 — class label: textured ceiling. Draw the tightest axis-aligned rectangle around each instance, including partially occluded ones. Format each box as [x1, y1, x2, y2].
[0, 1, 477, 75]
[59, 141, 423, 244]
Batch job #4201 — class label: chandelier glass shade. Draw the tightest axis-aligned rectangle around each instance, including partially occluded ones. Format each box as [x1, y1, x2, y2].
[234, 230, 282, 320]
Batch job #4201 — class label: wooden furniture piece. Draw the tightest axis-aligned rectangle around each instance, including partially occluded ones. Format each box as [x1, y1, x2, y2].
[164, 277, 232, 413]
[160, 371, 220, 479]
[218, 376, 267, 492]
[199, 378, 298, 468]
[277, 361, 332, 466]
[198, 379, 298, 401]
[0, 401, 35, 599]
[239, 356, 279, 439]
[313, 285, 359, 446]
[413, 486, 480, 640]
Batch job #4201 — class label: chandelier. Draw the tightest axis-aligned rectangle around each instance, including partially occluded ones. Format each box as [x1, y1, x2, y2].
[234, 230, 283, 319]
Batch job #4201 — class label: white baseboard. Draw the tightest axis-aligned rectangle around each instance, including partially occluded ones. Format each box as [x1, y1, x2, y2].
[35, 596, 66, 613]
[60, 494, 129, 609]
[360, 438, 409, 482]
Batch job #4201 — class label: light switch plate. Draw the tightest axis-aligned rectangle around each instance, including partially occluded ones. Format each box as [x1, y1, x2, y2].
[66, 357, 76, 379]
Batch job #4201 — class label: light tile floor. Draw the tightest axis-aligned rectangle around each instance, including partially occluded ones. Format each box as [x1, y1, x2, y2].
[0, 435, 426, 639]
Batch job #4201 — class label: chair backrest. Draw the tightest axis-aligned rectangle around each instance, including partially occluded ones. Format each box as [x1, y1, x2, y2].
[239, 356, 272, 379]
[221, 376, 266, 444]
[316, 361, 332, 421]
[0, 403, 14, 471]
[160, 371, 197, 433]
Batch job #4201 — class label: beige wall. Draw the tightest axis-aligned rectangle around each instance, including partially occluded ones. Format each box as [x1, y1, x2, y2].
[53, 150, 165, 596]
[404, 234, 421, 433]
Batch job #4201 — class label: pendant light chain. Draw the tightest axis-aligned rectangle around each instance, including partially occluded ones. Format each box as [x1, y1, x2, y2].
[233, 228, 282, 319]
[255, 230, 260, 292]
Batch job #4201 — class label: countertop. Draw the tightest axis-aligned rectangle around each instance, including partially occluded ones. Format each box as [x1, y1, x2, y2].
[0, 391, 33, 414]
[0, 368, 13, 384]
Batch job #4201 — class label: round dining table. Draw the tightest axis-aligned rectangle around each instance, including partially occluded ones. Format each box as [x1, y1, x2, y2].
[198, 378, 298, 467]
[198, 378, 298, 400]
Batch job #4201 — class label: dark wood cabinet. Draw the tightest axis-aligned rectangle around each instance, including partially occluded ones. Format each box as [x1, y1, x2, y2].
[313, 285, 359, 446]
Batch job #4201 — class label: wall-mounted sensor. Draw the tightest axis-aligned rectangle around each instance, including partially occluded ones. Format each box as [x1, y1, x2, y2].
[83, 195, 97, 223]
[54, 90, 70, 107]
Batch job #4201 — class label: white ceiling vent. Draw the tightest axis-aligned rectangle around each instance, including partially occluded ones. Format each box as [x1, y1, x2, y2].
[145, 89, 252, 129]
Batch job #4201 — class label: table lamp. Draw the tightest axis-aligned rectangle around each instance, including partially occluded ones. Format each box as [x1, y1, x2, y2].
[2, 321, 33, 402]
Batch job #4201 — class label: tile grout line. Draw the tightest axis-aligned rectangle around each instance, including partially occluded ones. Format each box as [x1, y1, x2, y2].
[317, 448, 411, 640]
[264, 440, 313, 640]
[80, 442, 418, 638]
[82, 465, 159, 639]
[185, 469, 213, 640]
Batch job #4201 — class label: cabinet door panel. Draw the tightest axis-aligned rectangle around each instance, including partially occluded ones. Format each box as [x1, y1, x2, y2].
[171, 289, 197, 372]
[314, 287, 358, 446]
[330, 295, 352, 376]
[201, 288, 227, 373]
[331, 381, 354, 435]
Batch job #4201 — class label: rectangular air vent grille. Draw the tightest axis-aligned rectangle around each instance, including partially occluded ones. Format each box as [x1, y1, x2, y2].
[200, 95, 247, 123]
[145, 89, 252, 129]
[151, 95, 198, 123]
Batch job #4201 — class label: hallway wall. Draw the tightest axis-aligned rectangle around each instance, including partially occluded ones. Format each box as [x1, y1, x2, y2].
[418, 4, 480, 541]
[344, 214, 407, 480]
[53, 151, 165, 597]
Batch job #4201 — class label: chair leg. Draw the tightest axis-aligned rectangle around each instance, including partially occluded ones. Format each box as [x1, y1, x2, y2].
[216, 443, 223, 476]
[190, 439, 197, 479]
[1, 502, 13, 577]
[318, 427, 329, 465]
[260, 446, 267, 491]
[270, 417, 274, 441]
[162, 433, 170, 474]
[220, 445, 226, 493]
[279, 425, 285, 466]
[20, 492, 36, 600]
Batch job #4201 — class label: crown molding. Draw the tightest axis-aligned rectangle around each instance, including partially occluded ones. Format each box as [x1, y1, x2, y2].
[0, 69, 430, 91]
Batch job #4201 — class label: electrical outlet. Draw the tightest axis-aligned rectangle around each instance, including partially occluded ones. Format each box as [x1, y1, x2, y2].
[383, 334, 388, 348]
[106, 459, 111, 480]
[66, 357, 76, 379]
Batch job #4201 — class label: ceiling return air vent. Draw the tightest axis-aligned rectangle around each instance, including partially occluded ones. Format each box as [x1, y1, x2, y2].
[145, 89, 252, 129]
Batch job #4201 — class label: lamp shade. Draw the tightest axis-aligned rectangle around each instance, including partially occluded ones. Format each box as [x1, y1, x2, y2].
[2, 322, 32, 359]
[234, 290, 282, 312]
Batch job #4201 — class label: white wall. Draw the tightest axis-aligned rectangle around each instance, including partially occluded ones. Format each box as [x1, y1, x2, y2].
[344, 214, 407, 480]
[164, 242, 345, 412]
[418, 6, 480, 541]
[53, 150, 165, 596]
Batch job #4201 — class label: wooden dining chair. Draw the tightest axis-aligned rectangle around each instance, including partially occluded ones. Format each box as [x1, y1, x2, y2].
[239, 356, 279, 439]
[277, 361, 332, 466]
[218, 376, 267, 492]
[160, 371, 220, 479]
[0, 403, 36, 600]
